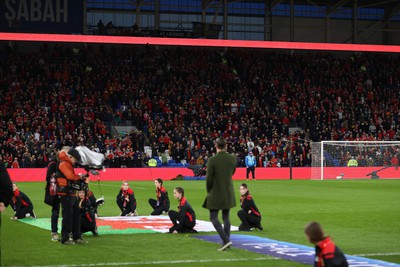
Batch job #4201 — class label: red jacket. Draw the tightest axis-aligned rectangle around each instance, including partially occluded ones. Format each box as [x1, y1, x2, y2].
[315, 237, 348, 267]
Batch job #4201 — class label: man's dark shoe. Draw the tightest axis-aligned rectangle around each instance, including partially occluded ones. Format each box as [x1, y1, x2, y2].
[61, 240, 75, 245]
[92, 226, 99, 236]
[74, 238, 88, 244]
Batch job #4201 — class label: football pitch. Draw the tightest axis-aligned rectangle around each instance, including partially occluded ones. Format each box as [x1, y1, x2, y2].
[1, 179, 399, 267]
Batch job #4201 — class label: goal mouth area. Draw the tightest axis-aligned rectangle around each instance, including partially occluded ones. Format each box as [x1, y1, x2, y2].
[313, 166, 400, 180]
[311, 141, 400, 180]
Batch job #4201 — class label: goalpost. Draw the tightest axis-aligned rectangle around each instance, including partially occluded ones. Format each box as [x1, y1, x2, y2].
[311, 141, 400, 180]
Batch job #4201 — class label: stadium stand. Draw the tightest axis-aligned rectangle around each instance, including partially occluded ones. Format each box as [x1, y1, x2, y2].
[0, 44, 399, 168]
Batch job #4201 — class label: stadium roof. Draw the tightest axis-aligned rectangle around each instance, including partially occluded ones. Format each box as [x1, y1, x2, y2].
[235, 0, 400, 18]
[246, 0, 399, 10]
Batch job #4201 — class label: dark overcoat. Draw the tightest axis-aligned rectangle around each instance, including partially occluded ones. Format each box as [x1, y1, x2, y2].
[202, 151, 236, 210]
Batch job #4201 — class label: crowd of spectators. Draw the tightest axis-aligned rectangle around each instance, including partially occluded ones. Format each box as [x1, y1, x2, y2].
[1, 43, 399, 169]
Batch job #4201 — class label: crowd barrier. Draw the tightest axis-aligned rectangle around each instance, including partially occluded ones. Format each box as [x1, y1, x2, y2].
[6, 167, 399, 182]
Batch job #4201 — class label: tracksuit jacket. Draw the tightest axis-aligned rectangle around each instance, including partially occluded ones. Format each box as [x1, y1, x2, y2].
[314, 236, 348, 267]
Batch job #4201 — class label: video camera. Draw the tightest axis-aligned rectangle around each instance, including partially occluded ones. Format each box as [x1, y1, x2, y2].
[69, 165, 103, 192]
[68, 179, 89, 191]
[75, 146, 105, 170]
[69, 146, 106, 192]
[84, 165, 103, 175]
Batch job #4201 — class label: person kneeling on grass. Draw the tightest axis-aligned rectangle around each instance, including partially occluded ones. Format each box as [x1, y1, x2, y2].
[11, 182, 36, 220]
[116, 180, 138, 216]
[168, 187, 197, 233]
[305, 221, 348, 267]
[237, 183, 262, 231]
[78, 190, 98, 236]
[149, 178, 170, 215]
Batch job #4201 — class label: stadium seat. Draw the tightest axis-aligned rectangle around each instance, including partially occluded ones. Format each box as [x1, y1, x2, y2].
[333, 159, 340, 167]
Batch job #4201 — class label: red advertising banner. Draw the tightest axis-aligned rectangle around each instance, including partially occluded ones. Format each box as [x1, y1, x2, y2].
[6, 167, 399, 182]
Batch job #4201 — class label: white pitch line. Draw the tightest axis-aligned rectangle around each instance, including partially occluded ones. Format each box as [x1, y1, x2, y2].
[354, 252, 400, 257]
[92, 184, 148, 190]
[9, 257, 278, 267]
[132, 187, 148, 190]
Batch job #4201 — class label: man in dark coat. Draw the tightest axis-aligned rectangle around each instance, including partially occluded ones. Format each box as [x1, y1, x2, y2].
[203, 138, 236, 251]
[0, 163, 13, 212]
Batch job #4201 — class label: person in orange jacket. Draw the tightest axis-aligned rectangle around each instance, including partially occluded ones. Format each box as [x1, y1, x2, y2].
[56, 147, 88, 245]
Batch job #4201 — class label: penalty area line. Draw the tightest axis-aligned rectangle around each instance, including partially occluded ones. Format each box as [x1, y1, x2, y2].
[9, 257, 278, 267]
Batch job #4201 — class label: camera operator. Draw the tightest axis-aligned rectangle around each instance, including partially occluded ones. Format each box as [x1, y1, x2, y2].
[56, 148, 88, 245]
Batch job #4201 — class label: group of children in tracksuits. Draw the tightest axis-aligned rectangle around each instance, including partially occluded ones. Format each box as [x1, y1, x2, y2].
[114, 178, 348, 267]
[10, 177, 276, 235]
[117, 178, 262, 234]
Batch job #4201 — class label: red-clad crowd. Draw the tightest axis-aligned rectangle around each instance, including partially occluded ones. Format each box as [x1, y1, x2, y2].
[1, 43, 399, 168]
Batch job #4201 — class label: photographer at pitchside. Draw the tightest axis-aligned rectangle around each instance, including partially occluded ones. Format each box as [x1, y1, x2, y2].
[56, 148, 89, 245]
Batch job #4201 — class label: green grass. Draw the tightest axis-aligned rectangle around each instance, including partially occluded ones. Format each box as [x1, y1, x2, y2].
[1, 179, 400, 267]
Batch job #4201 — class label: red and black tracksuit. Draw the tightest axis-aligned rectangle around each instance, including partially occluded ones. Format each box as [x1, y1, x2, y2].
[116, 188, 137, 216]
[79, 196, 97, 235]
[237, 194, 262, 231]
[149, 186, 170, 215]
[168, 197, 196, 233]
[87, 190, 99, 215]
[314, 237, 348, 267]
[11, 189, 34, 219]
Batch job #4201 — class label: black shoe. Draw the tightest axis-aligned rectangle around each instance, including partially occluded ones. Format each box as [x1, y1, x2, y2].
[92, 226, 99, 236]
[74, 238, 88, 244]
[256, 224, 263, 231]
[61, 240, 75, 245]
[239, 225, 251, 231]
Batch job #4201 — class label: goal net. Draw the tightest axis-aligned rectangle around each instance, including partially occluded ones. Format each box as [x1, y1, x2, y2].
[311, 141, 400, 180]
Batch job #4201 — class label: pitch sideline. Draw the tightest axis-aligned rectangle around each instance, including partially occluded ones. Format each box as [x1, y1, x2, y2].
[7, 257, 278, 267]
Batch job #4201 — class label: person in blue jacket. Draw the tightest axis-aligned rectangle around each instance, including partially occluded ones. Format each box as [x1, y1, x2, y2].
[245, 151, 256, 180]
